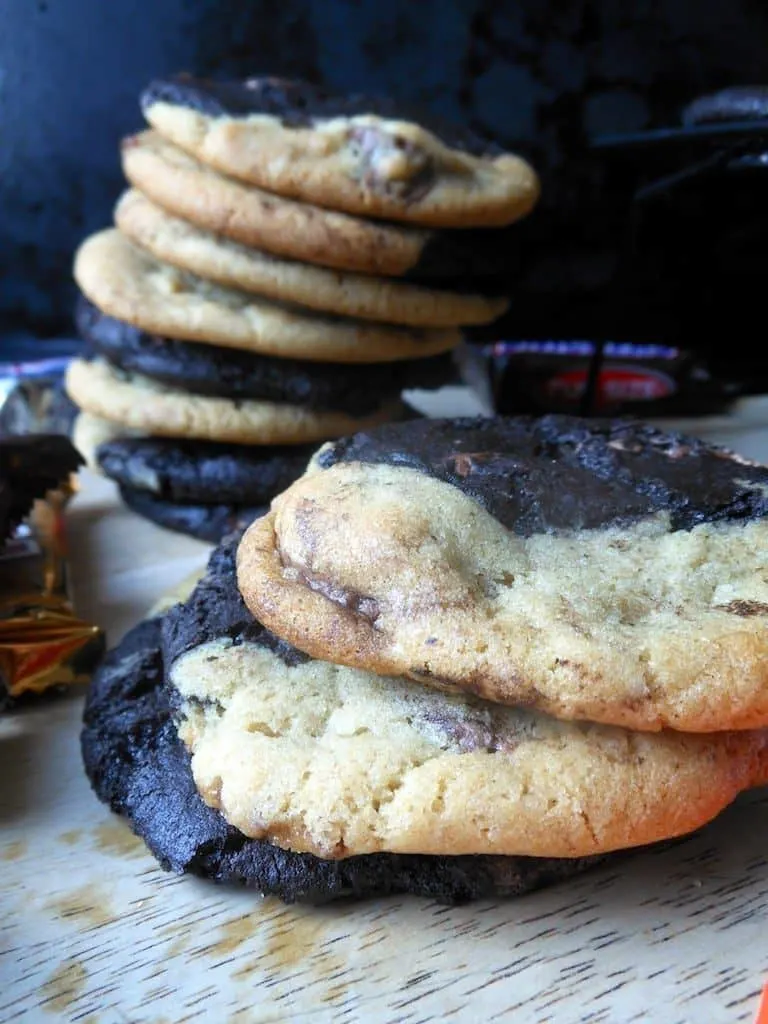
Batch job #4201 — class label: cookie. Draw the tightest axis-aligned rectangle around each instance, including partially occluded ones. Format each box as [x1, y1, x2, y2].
[76, 295, 456, 414]
[82, 613, 609, 903]
[238, 415, 768, 734]
[116, 190, 508, 327]
[96, 434, 313, 504]
[683, 86, 768, 125]
[122, 132, 526, 284]
[168, 534, 767, 860]
[74, 230, 460, 363]
[141, 76, 539, 228]
[66, 358, 402, 445]
[119, 486, 264, 543]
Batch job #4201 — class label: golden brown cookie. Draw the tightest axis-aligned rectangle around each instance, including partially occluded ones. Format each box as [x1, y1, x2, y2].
[74, 229, 459, 363]
[121, 131, 527, 281]
[115, 189, 509, 327]
[66, 359, 402, 445]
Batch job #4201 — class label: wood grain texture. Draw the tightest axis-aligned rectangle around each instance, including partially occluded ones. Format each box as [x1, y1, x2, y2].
[2, 397, 768, 1023]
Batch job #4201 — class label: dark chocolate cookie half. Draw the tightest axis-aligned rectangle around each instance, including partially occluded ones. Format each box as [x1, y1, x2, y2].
[97, 436, 312, 504]
[119, 485, 265, 543]
[142, 75, 501, 158]
[315, 413, 768, 535]
[76, 296, 456, 414]
[81, 568, 608, 903]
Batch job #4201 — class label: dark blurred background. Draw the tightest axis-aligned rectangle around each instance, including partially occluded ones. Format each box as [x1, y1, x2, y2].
[3, 0, 768, 342]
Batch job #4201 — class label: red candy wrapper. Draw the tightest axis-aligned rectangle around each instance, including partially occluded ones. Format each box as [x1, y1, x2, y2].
[463, 340, 739, 418]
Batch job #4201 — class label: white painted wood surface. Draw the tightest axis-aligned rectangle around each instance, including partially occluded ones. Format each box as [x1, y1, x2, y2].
[2, 395, 768, 1023]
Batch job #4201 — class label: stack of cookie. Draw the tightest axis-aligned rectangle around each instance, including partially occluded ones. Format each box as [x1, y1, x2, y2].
[67, 75, 539, 541]
[83, 415, 768, 904]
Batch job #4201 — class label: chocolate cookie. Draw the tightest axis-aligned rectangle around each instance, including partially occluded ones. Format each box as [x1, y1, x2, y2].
[119, 485, 264, 543]
[97, 435, 313, 505]
[141, 75, 539, 228]
[122, 132, 526, 285]
[66, 358, 403, 446]
[239, 415, 768, 733]
[76, 296, 456, 415]
[74, 230, 460, 363]
[81, 612, 609, 903]
[166, 535, 768, 860]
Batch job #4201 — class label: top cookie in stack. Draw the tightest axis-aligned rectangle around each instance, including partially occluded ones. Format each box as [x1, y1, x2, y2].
[67, 75, 538, 542]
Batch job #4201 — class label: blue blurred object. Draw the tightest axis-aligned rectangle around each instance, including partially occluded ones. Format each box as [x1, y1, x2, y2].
[3, 0, 768, 338]
[0, 337, 84, 435]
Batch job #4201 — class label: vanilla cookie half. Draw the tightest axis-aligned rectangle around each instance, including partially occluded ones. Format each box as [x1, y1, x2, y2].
[121, 131, 527, 281]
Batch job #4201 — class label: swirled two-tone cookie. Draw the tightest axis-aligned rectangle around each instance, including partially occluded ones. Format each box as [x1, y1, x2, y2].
[74, 230, 459, 363]
[141, 76, 539, 228]
[66, 358, 402, 446]
[121, 131, 525, 282]
[76, 295, 455, 414]
[81, 551, 610, 903]
[238, 416, 768, 733]
[161, 536, 767, 861]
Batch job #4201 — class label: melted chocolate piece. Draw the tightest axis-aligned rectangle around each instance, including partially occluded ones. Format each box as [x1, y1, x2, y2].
[141, 75, 501, 157]
[82, 607, 610, 903]
[406, 696, 530, 755]
[97, 436, 313, 504]
[316, 415, 768, 535]
[76, 297, 455, 415]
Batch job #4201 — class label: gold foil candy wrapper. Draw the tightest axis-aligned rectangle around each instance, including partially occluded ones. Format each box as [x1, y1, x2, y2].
[0, 482, 104, 704]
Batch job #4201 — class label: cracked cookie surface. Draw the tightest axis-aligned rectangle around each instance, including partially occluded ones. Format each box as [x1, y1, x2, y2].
[66, 358, 402, 445]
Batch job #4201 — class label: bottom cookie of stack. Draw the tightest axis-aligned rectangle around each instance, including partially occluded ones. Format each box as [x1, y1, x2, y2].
[81, 534, 768, 904]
